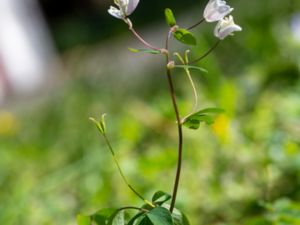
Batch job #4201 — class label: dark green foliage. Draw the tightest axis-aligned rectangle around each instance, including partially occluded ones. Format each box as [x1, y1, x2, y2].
[146, 207, 174, 225]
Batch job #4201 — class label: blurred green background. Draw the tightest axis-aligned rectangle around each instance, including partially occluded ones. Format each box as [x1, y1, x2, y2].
[1, 0, 300, 224]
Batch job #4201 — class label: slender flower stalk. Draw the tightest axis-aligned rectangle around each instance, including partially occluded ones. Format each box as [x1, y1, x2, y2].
[190, 40, 221, 64]
[125, 18, 163, 51]
[187, 17, 205, 30]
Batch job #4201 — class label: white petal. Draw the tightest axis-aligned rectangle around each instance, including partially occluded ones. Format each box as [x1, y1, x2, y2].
[118, 0, 129, 13]
[203, 0, 233, 22]
[214, 16, 242, 40]
[108, 6, 123, 19]
[126, 0, 140, 15]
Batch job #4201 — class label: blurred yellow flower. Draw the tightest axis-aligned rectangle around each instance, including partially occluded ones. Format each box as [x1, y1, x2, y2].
[0, 111, 19, 136]
[212, 114, 230, 143]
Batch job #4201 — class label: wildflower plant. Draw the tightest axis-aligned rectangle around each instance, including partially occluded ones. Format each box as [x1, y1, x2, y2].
[78, 0, 241, 224]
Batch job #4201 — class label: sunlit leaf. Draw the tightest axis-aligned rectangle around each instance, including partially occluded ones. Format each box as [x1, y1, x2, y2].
[165, 8, 176, 27]
[173, 29, 196, 46]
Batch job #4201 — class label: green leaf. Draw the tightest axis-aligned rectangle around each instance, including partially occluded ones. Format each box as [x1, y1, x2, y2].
[183, 115, 214, 129]
[152, 191, 172, 205]
[164, 8, 176, 27]
[173, 29, 196, 46]
[92, 208, 116, 225]
[195, 107, 225, 114]
[108, 210, 125, 225]
[171, 208, 190, 225]
[128, 48, 161, 54]
[174, 65, 208, 73]
[77, 214, 91, 225]
[147, 207, 174, 225]
[128, 212, 146, 225]
[182, 107, 225, 130]
[89, 113, 106, 134]
[138, 216, 154, 225]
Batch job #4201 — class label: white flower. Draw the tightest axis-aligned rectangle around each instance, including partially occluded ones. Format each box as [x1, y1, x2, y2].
[203, 0, 233, 22]
[214, 15, 242, 40]
[108, 0, 140, 19]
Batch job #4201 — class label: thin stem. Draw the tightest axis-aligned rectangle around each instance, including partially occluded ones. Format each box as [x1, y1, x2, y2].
[102, 134, 155, 208]
[165, 30, 183, 213]
[187, 17, 205, 30]
[185, 68, 198, 112]
[174, 52, 198, 112]
[190, 40, 221, 64]
[126, 18, 162, 51]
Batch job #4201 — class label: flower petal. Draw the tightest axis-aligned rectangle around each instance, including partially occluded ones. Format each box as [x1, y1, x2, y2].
[108, 6, 123, 19]
[214, 16, 242, 39]
[203, 0, 233, 22]
[126, 0, 140, 15]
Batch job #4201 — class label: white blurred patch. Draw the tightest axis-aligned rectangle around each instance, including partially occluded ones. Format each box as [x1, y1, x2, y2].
[291, 13, 300, 42]
[0, 0, 55, 97]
